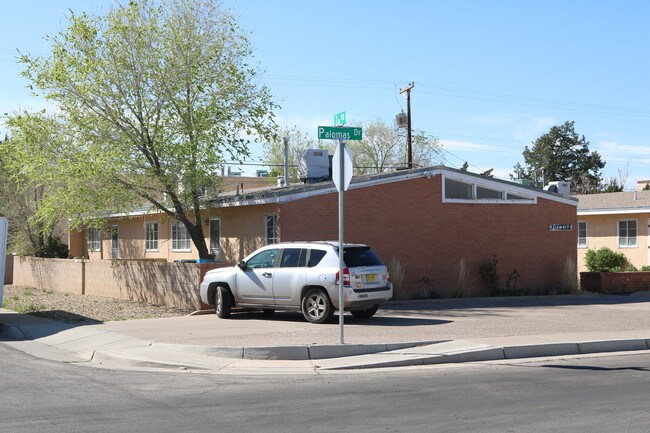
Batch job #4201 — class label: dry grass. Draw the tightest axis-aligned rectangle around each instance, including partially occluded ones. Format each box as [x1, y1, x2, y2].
[562, 257, 580, 294]
[452, 258, 472, 298]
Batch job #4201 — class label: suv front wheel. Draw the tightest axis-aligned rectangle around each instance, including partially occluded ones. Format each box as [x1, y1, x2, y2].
[215, 286, 232, 318]
[301, 288, 333, 324]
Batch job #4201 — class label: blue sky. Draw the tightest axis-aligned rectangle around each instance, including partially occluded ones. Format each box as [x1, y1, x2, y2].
[1, 1, 648, 188]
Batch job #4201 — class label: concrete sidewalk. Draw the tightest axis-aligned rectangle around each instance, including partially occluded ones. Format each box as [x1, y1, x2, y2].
[2, 292, 650, 373]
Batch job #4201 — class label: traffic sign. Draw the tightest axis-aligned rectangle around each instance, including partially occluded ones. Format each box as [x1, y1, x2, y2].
[334, 111, 346, 126]
[332, 142, 353, 192]
[317, 126, 362, 141]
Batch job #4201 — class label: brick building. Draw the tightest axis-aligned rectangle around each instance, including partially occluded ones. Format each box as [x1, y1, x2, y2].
[69, 166, 577, 298]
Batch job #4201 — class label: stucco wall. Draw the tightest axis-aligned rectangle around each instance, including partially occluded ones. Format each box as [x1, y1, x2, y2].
[279, 175, 577, 298]
[577, 213, 649, 272]
[68, 204, 278, 264]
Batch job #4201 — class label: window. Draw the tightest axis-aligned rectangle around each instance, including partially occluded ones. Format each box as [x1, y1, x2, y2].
[87, 228, 102, 252]
[266, 215, 278, 245]
[145, 222, 159, 251]
[445, 179, 473, 199]
[477, 186, 504, 200]
[577, 221, 587, 248]
[280, 248, 307, 268]
[506, 192, 533, 201]
[171, 220, 192, 252]
[443, 176, 534, 203]
[246, 248, 279, 269]
[618, 220, 637, 247]
[308, 249, 327, 267]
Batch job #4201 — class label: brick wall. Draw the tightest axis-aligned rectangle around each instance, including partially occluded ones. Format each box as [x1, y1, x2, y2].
[279, 175, 576, 298]
[580, 271, 650, 293]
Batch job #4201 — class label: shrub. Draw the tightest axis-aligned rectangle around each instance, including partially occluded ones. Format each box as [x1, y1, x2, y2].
[479, 255, 499, 296]
[388, 257, 406, 298]
[584, 247, 627, 272]
[642, 266, 650, 272]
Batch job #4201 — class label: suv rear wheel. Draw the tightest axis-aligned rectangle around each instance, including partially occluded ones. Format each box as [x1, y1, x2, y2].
[301, 288, 333, 324]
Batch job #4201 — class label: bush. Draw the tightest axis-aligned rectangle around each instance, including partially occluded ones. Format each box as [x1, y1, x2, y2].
[584, 247, 627, 272]
[642, 266, 650, 272]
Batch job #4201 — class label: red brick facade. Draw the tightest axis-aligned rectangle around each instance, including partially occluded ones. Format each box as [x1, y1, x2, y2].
[278, 174, 576, 298]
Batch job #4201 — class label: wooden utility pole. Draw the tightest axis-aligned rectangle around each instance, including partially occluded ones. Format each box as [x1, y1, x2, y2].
[399, 82, 414, 168]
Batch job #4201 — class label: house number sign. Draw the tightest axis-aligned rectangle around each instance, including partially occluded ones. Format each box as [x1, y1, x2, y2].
[548, 224, 573, 231]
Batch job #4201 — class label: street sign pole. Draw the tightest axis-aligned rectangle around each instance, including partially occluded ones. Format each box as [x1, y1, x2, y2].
[338, 140, 345, 345]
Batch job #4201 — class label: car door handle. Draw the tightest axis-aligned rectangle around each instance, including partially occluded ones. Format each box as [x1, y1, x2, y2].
[262, 272, 272, 278]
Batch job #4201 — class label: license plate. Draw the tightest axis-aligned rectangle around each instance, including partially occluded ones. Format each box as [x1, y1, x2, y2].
[365, 274, 377, 283]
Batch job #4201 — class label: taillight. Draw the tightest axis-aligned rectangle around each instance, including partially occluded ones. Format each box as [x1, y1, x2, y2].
[335, 267, 351, 287]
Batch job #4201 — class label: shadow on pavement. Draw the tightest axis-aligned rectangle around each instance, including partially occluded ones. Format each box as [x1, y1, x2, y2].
[385, 292, 650, 311]
[228, 310, 451, 326]
[542, 364, 650, 373]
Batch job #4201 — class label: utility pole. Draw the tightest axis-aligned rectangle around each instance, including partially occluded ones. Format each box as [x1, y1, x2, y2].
[399, 82, 414, 169]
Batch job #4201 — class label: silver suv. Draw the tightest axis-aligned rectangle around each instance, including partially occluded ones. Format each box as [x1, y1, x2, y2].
[199, 241, 392, 323]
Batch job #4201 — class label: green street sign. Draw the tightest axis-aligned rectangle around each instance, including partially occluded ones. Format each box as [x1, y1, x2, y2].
[317, 126, 362, 141]
[334, 111, 346, 126]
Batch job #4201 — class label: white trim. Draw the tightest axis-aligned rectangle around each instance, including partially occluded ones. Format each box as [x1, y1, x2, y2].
[578, 208, 650, 216]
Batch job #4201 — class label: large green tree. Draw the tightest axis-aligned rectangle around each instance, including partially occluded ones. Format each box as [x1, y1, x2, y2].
[513, 121, 605, 194]
[0, 120, 68, 257]
[17, 0, 277, 259]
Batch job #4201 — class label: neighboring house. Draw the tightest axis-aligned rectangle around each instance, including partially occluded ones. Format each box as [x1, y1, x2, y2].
[575, 181, 650, 272]
[69, 166, 577, 297]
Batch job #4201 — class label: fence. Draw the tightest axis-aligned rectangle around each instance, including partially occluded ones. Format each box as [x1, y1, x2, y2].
[11, 256, 229, 310]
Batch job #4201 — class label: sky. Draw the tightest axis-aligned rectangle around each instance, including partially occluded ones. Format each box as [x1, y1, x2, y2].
[1, 0, 648, 188]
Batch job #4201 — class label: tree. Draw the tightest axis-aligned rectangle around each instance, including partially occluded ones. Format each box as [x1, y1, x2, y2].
[349, 120, 442, 175]
[17, 0, 277, 259]
[263, 120, 443, 181]
[0, 119, 69, 257]
[263, 126, 323, 182]
[513, 121, 605, 194]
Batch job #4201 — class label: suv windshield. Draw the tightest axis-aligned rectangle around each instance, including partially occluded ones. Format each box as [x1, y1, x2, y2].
[342, 246, 384, 267]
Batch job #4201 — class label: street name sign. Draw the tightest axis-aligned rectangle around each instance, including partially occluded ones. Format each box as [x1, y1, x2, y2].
[317, 126, 362, 141]
[334, 111, 347, 126]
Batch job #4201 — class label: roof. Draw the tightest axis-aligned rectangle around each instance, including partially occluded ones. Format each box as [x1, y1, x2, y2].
[207, 166, 578, 208]
[106, 166, 577, 218]
[575, 190, 650, 215]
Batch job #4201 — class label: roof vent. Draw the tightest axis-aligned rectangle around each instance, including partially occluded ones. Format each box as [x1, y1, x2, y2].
[543, 181, 571, 196]
[297, 149, 331, 184]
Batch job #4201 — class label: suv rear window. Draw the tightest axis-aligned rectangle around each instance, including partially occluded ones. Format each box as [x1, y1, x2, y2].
[308, 249, 327, 267]
[342, 247, 384, 267]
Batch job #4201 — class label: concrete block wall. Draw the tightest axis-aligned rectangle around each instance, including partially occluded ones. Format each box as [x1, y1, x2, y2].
[11, 256, 231, 310]
[12, 257, 84, 294]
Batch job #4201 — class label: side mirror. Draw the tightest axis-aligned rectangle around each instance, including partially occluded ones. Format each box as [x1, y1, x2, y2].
[238, 260, 248, 270]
